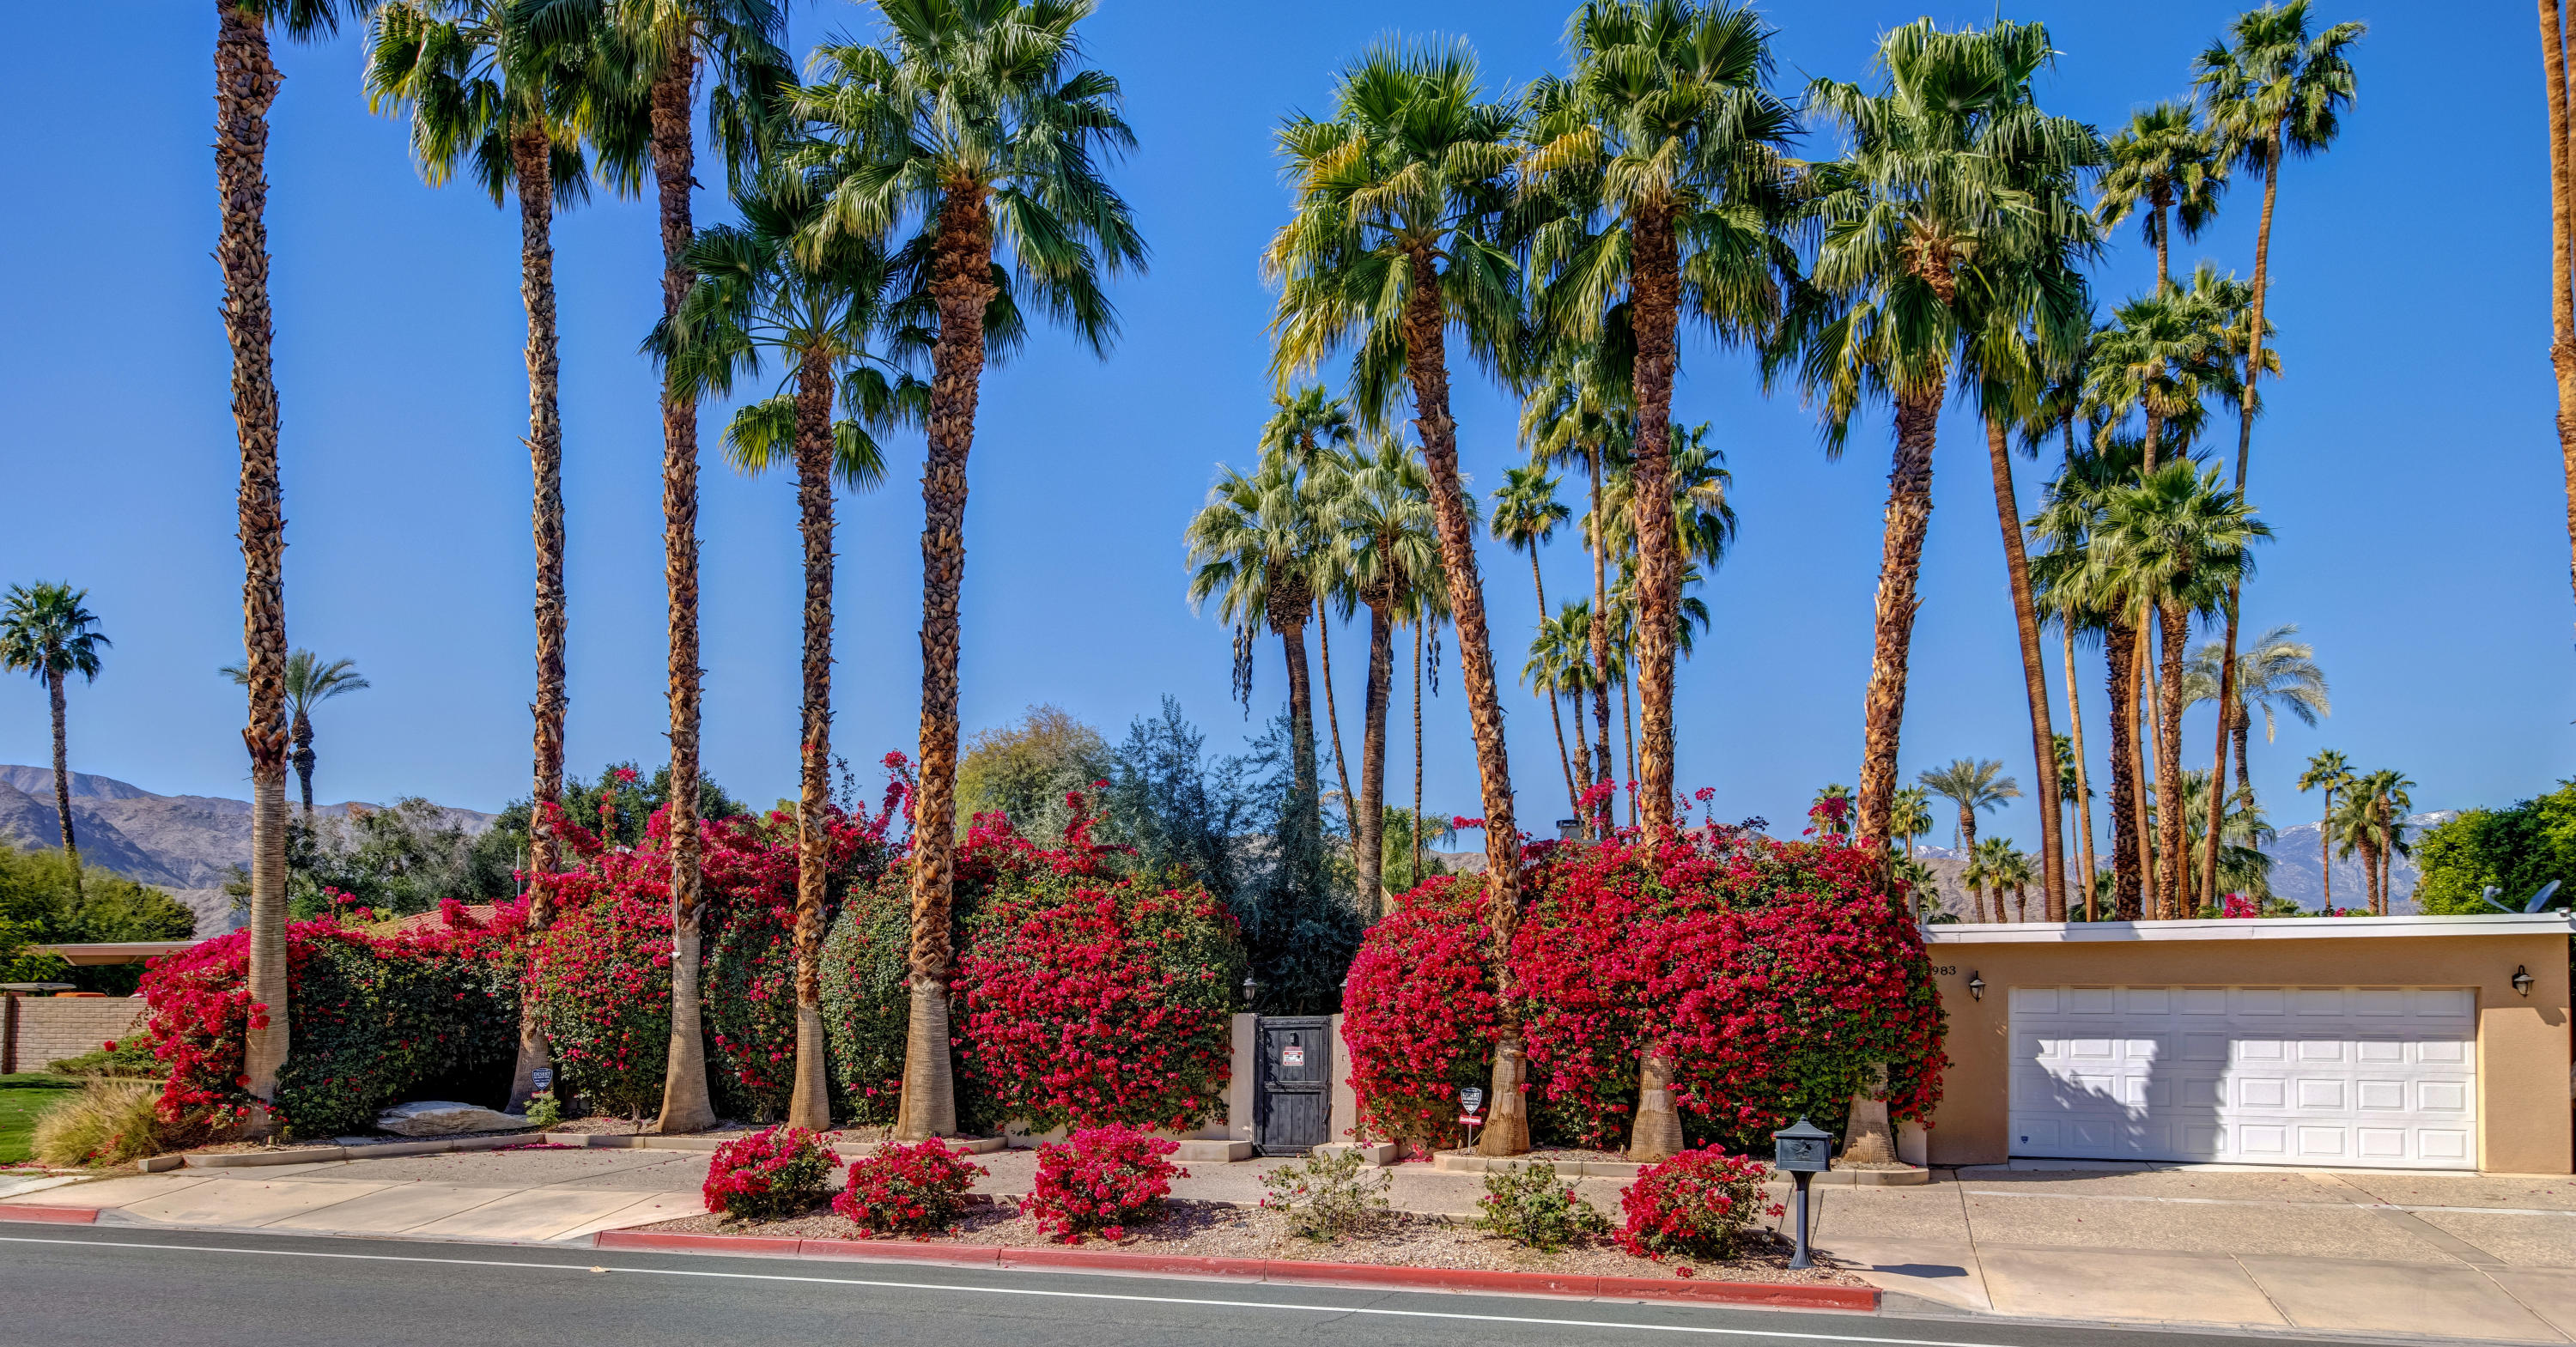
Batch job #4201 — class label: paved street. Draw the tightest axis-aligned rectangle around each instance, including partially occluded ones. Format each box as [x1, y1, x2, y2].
[0, 1223, 2445, 1347]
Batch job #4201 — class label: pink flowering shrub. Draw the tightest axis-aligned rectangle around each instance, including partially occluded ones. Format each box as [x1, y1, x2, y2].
[831, 1138, 987, 1237]
[1023, 1125, 1188, 1243]
[137, 901, 525, 1140]
[1614, 1147, 1784, 1260]
[520, 807, 677, 1120]
[702, 1126, 836, 1221]
[1343, 828, 1945, 1154]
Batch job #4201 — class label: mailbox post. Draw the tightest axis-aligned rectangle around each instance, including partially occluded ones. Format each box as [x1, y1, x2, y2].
[1771, 1116, 1832, 1270]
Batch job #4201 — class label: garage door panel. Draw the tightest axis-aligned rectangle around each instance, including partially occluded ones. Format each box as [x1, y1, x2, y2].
[2008, 985, 2477, 1171]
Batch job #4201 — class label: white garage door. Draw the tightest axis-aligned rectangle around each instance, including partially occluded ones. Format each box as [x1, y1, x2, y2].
[2008, 986, 2477, 1170]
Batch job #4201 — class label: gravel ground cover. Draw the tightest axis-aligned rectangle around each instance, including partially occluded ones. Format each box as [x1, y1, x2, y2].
[639, 1197, 1860, 1286]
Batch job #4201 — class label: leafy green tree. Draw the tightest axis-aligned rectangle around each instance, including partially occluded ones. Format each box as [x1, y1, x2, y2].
[1, 583, 109, 894]
[220, 651, 368, 818]
[1521, 0, 1799, 834]
[474, 760, 747, 881]
[2413, 781, 2576, 916]
[956, 707, 1117, 841]
[1772, 19, 2098, 847]
[797, 0, 1144, 1143]
[657, 167, 914, 1132]
[0, 843, 193, 993]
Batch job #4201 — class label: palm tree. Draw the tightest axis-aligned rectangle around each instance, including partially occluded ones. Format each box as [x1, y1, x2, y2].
[1774, 19, 2099, 848]
[218, 651, 369, 817]
[2170, 768, 2276, 911]
[2330, 769, 2409, 915]
[2542, 1, 2576, 603]
[1266, 388, 1361, 832]
[1268, 39, 1533, 1153]
[0, 584, 110, 895]
[365, 0, 629, 1115]
[798, 0, 1144, 1141]
[2095, 101, 2224, 292]
[1891, 786, 1935, 862]
[1521, 0, 1798, 835]
[2196, 1, 2362, 929]
[1491, 465, 1574, 814]
[1525, 601, 1604, 816]
[1522, 360, 1626, 822]
[215, 0, 374, 1121]
[1188, 452, 1329, 853]
[2096, 463, 2270, 919]
[1918, 760, 2020, 865]
[656, 167, 912, 1133]
[2296, 749, 2354, 911]
[1325, 437, 1443, 919]
[2033, 436, 2153, 918]
[2187, 623, 2327, 787]
[1976, 837, 2036, 922]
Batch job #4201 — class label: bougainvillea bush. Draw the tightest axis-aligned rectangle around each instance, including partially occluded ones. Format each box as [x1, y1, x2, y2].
[1023, 1125, 1187, 1243]
[520, 808, 677, 1120]
[702, 1126, 836, 1221]
[831, 1138, 987, 1237]
[823, 798, 1245, 1136]
[1343, 828, 1945, 1153]
[138, 897, 525, 1140]
[702, 798, 898, 1123]
[1615, 1146, 1783, 1261]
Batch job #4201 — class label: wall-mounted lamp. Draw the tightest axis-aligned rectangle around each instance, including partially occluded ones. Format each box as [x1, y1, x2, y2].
[2512, 965, 2534, 998]
[1967, 972, 1987, 1002]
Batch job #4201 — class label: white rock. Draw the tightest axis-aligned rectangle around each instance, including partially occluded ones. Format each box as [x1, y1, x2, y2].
[375, 1101, 534, 1137]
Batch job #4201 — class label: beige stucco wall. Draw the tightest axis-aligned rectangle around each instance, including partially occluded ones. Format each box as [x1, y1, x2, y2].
[1918, 930, 2570, 1174]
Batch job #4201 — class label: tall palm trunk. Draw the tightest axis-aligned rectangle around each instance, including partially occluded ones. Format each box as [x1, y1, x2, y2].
[2133, 633, 2160, 916]
[509, 127, 567, 1112]
[1620, 663, 1638, 828]
[46, 669, 81, 893]
[2104, 621, 2144, 920]
[2319, 785, 2336, 911]
[1318, 615, 1360, 874]
[216, 0, 291, 1118]
[2548, 0, 2576, 631]
[896, 188, 999, 1142]
[1566, 692, 1595, 798]
[2063, 628, 2098, 919]
[787, 348, 837, 1133]
[652, 47, 716, 1136]
[1280, 614, 1316, 804]
[1399, 262, 1525, 1157]
[1856, 388, 1941, 847]
[2157, 601, 2190, 918]
[1627, 207, 1682, 835]
[1530, 556, 1577, 822]
[1358, 597, 1394, 918]
[2232, 707, 2252, 791]
[1411, 621, 1424, 886]
[1984, 412, 2064, 919]
[291, 712, 317, 816]
[1586, 452, 1614, 833]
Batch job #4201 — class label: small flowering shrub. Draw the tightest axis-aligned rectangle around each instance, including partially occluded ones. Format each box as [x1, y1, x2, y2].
[702, 1126, 837, 1221]
[831, 1139, 988, 1237]
[1024, 1125, 1188, 1243]
[1615, 1147, 1783, 1261]
[1475, 1161, 1610, 1251]
[1258, 1147, 1390, 1240]
[138, 901, 524, 1140]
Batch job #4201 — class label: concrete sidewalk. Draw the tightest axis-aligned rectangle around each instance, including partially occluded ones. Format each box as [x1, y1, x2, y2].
[10, 1150, 2576, 1341]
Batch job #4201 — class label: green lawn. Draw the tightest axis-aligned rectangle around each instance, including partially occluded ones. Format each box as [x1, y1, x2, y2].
[0, 1076, 81, 1165]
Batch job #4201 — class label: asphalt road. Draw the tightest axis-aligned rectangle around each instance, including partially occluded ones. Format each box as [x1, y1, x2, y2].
[0, 1225, 2385, 1347]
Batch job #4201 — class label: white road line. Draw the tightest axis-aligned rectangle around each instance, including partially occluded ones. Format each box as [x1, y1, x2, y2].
[0, 1233, 2021, 1347]
[1962, 1190, 2576, 1218]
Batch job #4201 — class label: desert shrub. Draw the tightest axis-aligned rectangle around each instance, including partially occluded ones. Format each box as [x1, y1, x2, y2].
[702, 1126, 837, 1221]
[831, 1138, 987, 1237]
[33, 1079, 175, 1167]
[1475, 1161, 1610, 1251]
[1024, 1125, 1187, 1243]
[139, 900, 522, 1140]
[1343, 828, 1946, 1156]
[1258, 1148, 1390, 1240]
[523, 1089, 562, 1129]
[1614, 1147, 1782, 1261]
[46, 1038, 163, 1080]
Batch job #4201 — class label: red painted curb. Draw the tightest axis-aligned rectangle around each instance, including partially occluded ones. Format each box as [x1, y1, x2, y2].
[0, 1204, 99, 1225]
[587, 1229, 1875, 1311]
[800, 1239, 1001, 1266]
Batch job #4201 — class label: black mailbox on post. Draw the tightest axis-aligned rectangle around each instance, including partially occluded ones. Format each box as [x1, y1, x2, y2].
[1771, 1116, 1832, 1268]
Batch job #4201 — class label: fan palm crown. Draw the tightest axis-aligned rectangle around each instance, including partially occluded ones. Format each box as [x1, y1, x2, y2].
[2094, 101, 2223, 286]
[1918, 757, 2020, 855]
[2, 583, 110, 892]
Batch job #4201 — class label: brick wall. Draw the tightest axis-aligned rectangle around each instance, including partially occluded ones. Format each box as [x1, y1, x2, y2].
[3, 997, 144, 1074]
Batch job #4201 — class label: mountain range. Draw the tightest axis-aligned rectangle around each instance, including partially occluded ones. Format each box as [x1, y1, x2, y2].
[0, 766, 495, 937]
[1905, 811, 2451, 919]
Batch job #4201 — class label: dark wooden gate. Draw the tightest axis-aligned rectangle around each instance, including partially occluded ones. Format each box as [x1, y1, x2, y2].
[1255, 1016, 1332, 1156]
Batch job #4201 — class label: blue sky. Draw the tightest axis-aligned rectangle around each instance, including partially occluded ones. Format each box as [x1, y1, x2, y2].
[0, 1, 2562, 860]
